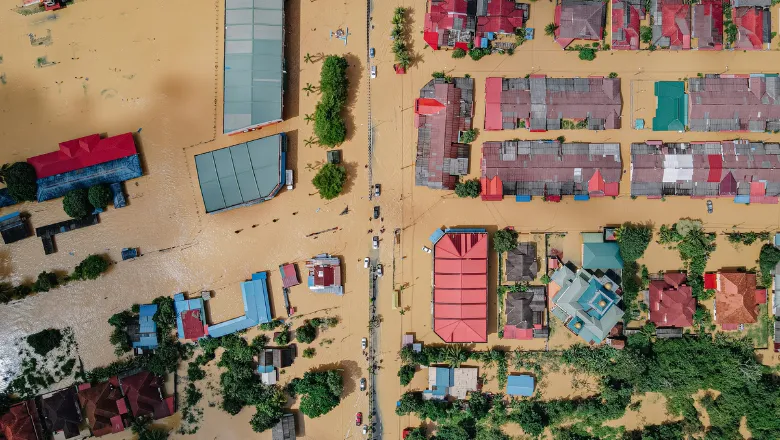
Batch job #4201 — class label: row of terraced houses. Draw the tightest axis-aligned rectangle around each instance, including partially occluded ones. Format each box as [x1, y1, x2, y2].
[415, 75, 780, 203]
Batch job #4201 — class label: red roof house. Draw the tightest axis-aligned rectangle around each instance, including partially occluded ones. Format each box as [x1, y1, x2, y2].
[119, 371, 175, 420]
[692, 0, 723, 50]
[27, 133, 137, 179]
[181, 309, 207, 340]
[480, 175, 503, 201]
[475, 0, 526, 42]
[715, 272, 759, 325]
[76, 378, 129, 437]
[649, 273, 695, 327]
[554, 0, 607, 49]
[611, 0, 644, 50]
[415, 78, 474, 190]
[658, 0, 691, 50]
[424, 0, 473, 50]
[280, 263, 300, 288]
[433, 231, 488, 343]
[0, 400, 45, 440]
[733, 6, 765, 50]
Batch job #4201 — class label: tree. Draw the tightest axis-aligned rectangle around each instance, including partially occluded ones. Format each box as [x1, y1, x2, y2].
[616, 223, 653, 262]
[493, 229, 518, 253]
[467, 392, 491, 420]
[312, 163, 347, 200]
[468, 48, 490, 61]
[398, 364, 416, 385]
[32, 271, 58, 293]
[296, 321, 317, 344]
[26, 328, 63, 356]
[293, 370, 343, 418]
[443, 344, 469, 367]
[404, 428, 428, 440]
[545, 23, 559, 36]
[640, 26, 653, 44]
[304, 53, 313, 63]
[452, 48, 466, 58]
[454, 179, 481, 198]
[433, 425, 470, 440]
[88, 184, 112, 210]
[2, 162, 38, 202]
[459, 129, 478, 144]
[304, 113, 314, 124]
[62, 188, 93, 219]
[249, 387, 286, 432]
[71, 254, 110, 280]
[273, 329, 290, 345]
[313, 100, 347, 145]
[609, 72, 618, 78]
[302, 83, 317, 96]
[578, 48, 597, 61]
[758, 243, 780, 286]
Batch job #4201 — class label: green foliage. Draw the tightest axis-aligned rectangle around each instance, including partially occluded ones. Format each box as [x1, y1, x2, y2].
[608, 72, 618, 78]
[468, 47, 491, 61]
[492, 229, 518, 253]
[26, 328, 62, 356]
[758, 243, 780, 287]
[313, 99, 347, 146]
[302, 347, 316, 358]
[295, 321, 317, 344]
[109, 327, 131, 355]
[249, 387, 286, 433]
[314, 56, 349, 146]
[259, 319, 284, 331]
[404, 428, 428, 440]
[290, 370, 343, 418]
[540, 274, 551, 285]
[726, 231, 770, 246]
[152, 296, 176, 332]
[273, 329, 290, 345]
[71, 254, 110, 281]
[640, 25, 653, 44]
[2, 162, 38, 202]
[250, 334, 268, 353]
[185, 383, 202, 407]
[545, 23, 559, 36]
[616, 223, 653, 262]
[63, 188, 93, 219]
[398, 363, 416, 385]
[454, 179, 481, 198]
[658, 221, 716, 298]
[87, 184, 113, 210]
[432, 71, 446, 79]
[187, 361, 206, 381]
[459, 129, 478, 144]
[621, 262, 642, 321]
[312, 163, 347, 200]
[466, 392, 490, 420]
[390, 8, 412, 69]
[32, 271, 59, 293]
[578, 47, 596, 61]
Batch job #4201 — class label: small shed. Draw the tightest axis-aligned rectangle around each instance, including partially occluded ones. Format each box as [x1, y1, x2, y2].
[0, 212, 30, 244]
[506, 375, 534, 397]
[279, 263, 300, 288]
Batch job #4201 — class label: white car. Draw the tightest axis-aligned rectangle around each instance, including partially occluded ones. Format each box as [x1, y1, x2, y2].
[370, 66, 377, 79]
[372, 236, 379, 249]
[360, 378, 366, 391]
[376, 264, 383, 277]
[362, 425, 368, 435]
[363, 257, 370, 268]
[361, 337, 367, 350]
[374, 184, 381, 197]
[422, 246, 432, 253]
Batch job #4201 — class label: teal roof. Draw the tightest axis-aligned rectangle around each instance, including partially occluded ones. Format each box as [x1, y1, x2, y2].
[653, 81, 688, 132]
[582, 242, 623, 269]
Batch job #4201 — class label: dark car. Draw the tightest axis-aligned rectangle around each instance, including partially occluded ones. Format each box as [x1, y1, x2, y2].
[373, 206, 380, 219]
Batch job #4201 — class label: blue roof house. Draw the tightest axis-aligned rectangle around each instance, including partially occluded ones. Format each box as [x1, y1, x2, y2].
[173, 293, 207, 340]
[506, 375, 535, 397]
[208, 272, 273, 338]
[131, 304, 159, 352]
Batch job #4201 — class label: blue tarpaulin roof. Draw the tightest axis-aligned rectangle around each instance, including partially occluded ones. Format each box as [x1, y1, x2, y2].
[208, 272, 273, 338]
[574, 195, 590, 201]
[133, 304, 159, 350]
[429, 228, 445, 244]
[506, 375, 534, 396]
[36, 155, 143, 202]
[516, 195, 532, 202]
[734, 195, 750, 204]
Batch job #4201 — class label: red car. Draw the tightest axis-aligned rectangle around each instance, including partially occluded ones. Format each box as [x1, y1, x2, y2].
[355, 412, 362, 426]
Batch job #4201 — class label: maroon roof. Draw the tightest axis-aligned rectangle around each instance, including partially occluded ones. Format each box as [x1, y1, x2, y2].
[649, 273, 695, 327]
[611, 0, 643, 50]
[119, 371, 174, 420]
[688, 75, 780, 132]
[181, 309, 206, 340]
[481, 140, 621, 198]
[692, 0, 723, 50]
[313, 265, 334, 286]
[0, 401, 44, 440]
[555, 0, 607, 48]
[415, 78, 474, 190]
[77, 379, 128, 437]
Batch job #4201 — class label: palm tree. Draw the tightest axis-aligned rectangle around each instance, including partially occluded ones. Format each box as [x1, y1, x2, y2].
[444, 344, 469, 367]
[392, 41, 407, 54]
[304, 113, 314, 124]
[304, 136, 319, 148]
[304, 52, 313, 63]
[545, 22, 559, 37]
[396, 52, 411, 69]
[302, 83, 317, 96]
[399, 309, 406, 315]
[394, 7, 406, 16]
[390, 27, 402, 41]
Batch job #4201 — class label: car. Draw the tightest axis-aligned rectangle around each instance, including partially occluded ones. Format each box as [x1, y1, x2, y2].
[374, 184, 381, 197]
[707, 200, 713, 214]
[363, 425, 368, 435]
[370, 66, 377, 79]
[369, 48, 375, 58]
[373, 236, 379, 249]
[356, 412, 362, 426]
[362, 337, 367, 350]
[373, 206, 380, 219]
[360, 378, 366, 391]
[376, 264, 383, 277]
[363, 257, 370, 268]
[422, 246, 432, 253]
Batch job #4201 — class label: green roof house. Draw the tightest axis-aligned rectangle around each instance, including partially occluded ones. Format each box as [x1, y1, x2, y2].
[581, 232, 623, 269]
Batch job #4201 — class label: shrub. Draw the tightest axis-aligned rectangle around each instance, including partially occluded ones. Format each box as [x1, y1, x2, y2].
[88, 184, 113, 210]
[398, 364, 416, 385]
[616, 223, 653, 262]
[578, 48, 597, 61]
[259, 319, 284, 331]
[758, 243, 780, 287]
[187, 361, 206, 381]
[432, 71, 446, 79]
[544, 23, 558, 36]
[312, 163, 347, 200]
[314, 56, 349, 146]
[26, 328, 63, 356]
[303, 347, 316, 358]
[608, 72, 618, 78]
[454, 179, 481, 198]
[468, 48, 490, 61]
[493, 229, 518, 253]
[1, 162, 38, 202]
[640, 26, 653, 44]
[71, 254, 110, 280]
[273, 329, 290, 346]
[452, 48, 466, 58]
[459, 129, 478, 144]
[32, 271, 59, 293]
[295, 321, 317, 344]
[63, 188, 93, 219]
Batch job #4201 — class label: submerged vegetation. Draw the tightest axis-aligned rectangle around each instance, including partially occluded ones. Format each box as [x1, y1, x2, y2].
[313, 55, 349, 146]
[658, 220, 717, 297]
[0, 254, 111, 304]
[391, 8, 412, 70]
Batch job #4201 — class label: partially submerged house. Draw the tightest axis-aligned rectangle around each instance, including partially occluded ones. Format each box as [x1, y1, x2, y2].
[27, 133, 142, 202]
[652, 81, 688, 131]
[35, 215, 100, 255]
[41, 387, 89, 440]
[432, 229, 488, 343]
[505, 242, 538, 282]
[629, 140, 780, 203]
[503, 286, 548, 340]
[732, 4, 771, 50]
[129, 304, 159, 354]
[76, 379, 129, 437]
[484, 76, 622, 131]
[208, 272, 274, 338]
[415, 78, 475, 190]
[550, 264, 625, 344]
[0, 400, 45, 440]
[554, 0, 607, 49]
[474, 0, 528, 48]
[480, 140, 621, 201]
[271, 413, 296, 440]
[423, 0, 528, 50]
[688, 74, 780, 132]
[424, 366, 479, 400]
[306, 254, 344, 295]
[256, 346, 296, 385]
[709, 272, 761, 328]
[649, 273, 695, 328]
[651, 0, 691, 50]
[118, 371, 174, 421]
[581, 232, 623, 270]
[611, 0, 644, 50]
[0, 212, 30, 244]
[692, 0, 723, 50]
[279, 263, 300, 288]
[173, 294, 208, 341]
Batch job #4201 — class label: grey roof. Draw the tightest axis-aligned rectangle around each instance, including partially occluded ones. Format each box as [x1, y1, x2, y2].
[272, 413, 296, 440]
[195, 134, 285, 213]
[505, 286, 546, 329]
[224, 0, 285, 134]
[506, 242, 539, 282]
